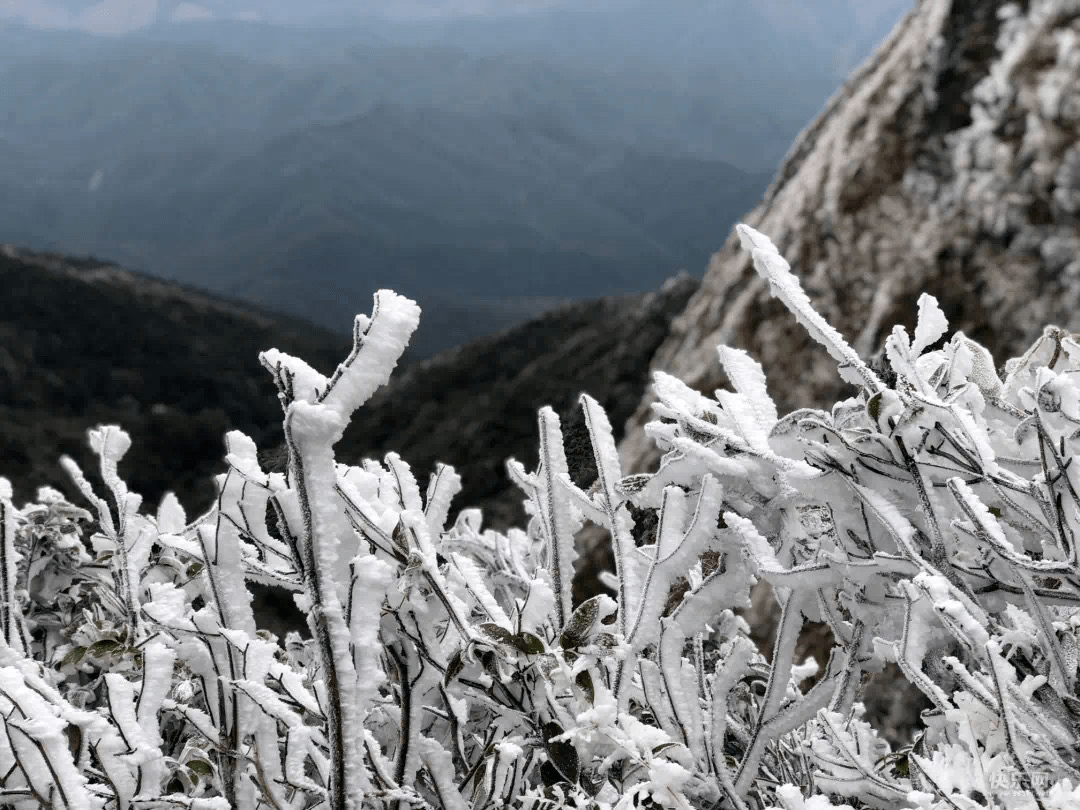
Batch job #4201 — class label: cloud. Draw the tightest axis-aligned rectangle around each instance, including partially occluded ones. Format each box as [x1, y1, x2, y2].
[0, 0, 622, 31]
[170, 1, 211, 22]
[0, 0, 159, 33]
[78, 0, 158, 33]
[359, 0, 616, 21]
[0, 1, 74, 29]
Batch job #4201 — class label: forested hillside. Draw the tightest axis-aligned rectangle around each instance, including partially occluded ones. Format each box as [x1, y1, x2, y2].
[0, 245, 695, 536]
[0, 245, 350, 513]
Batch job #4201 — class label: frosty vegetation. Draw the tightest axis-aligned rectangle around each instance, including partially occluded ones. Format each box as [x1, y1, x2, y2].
[4, 225, 1080, 809]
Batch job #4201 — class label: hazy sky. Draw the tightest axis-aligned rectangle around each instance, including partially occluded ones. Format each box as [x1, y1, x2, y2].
[0, 1, 248, 33]
[0, 0, 914, 39]
[0, 0, 616, 32]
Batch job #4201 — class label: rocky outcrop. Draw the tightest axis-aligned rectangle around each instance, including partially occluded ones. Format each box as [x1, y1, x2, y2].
[620, 0, 1080, 475]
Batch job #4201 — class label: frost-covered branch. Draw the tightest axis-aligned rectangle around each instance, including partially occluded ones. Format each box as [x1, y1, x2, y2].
[5, 245, 1080, 809]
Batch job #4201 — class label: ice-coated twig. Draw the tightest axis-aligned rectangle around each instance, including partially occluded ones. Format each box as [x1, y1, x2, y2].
[320, 293, 422, 417]
[273, 291, 421, 810]
[736, 224, 883, 393]
[534, 407, 580, 629]
[733, 588, 810, 795]
[0, 484, 29, 654]
[580, 394, 640, 631]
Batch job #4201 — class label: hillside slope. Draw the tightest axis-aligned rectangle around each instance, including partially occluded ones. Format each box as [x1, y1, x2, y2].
[0, 244, 351, 513]
[0, 244, 695, 533]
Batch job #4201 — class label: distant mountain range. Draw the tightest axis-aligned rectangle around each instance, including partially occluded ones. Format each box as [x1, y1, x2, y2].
[0, 2, 908, 355]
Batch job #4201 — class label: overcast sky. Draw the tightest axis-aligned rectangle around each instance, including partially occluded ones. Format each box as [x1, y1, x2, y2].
[0, 0, 625, 33]
[0, 0, 913, 35]
[1, 1, 246, 33]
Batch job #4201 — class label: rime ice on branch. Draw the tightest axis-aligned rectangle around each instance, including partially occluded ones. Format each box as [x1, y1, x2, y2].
[7, 235, 1080, 809]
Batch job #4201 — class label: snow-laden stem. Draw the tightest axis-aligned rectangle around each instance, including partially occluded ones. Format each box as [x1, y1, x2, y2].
[733, 589, 809, 795]
[0, 491, 28, 654]
[535, 407, 578, 629]
[267, 290, 420, 810]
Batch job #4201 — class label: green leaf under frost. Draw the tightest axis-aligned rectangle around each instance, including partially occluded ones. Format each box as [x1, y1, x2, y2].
[542, 721, 580, 785]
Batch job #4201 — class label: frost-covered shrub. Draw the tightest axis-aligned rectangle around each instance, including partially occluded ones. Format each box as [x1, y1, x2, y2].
[2, 225, 1080, 809]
